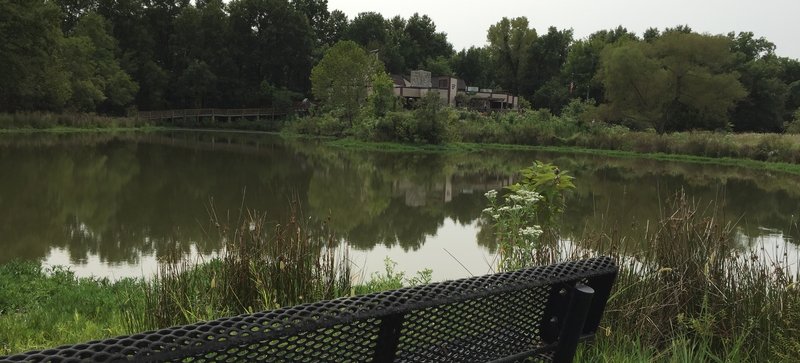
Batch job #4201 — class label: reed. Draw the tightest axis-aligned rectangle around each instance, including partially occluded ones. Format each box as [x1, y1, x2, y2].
[0, 112, 145, 130]
[514, 191, 800, 361]
[135, 201, 351, 330]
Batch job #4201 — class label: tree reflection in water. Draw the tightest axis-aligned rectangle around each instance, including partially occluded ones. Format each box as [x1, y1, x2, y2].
[0, 131, 798, 279]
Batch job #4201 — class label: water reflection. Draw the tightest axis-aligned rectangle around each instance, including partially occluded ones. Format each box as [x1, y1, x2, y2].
[0, 131, 798, 280]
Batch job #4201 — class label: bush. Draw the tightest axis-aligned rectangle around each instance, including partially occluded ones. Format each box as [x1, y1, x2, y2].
[785, 109, 800, 134]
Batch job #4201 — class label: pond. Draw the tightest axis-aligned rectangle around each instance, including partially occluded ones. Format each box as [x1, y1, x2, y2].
[1, 131, 798, 281]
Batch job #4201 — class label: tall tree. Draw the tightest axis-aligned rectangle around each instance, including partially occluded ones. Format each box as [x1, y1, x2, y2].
[345, 12, 388, 52]
[599, 33, 746, 132]
[62, 12, 138, 113]
[782, 57, 800, 119]
[53, 0, 98, 33]
[169, 0, 231, 107]
[291, 0, 330, 45]
[402, 13, 454, 71]
[526, 26, 573, 110]
[319, 9, 348, 47]
[310, 40, 384, 121]
[561, 27, 635, 106]
[486, 17, 536, 94]
[728, 32, 788, 131]
[452, 46, 494, 88]
[228, 0, 314, 105]
[96, 0, 168, 109]
[0, 0, 71, 111]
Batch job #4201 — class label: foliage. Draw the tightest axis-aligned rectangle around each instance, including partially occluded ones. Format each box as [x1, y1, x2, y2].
[411, 91, 452, 144]
[486, 17, 537, 95]
[599, 33, 747, 133]
[63, 12, 138, 113]
[354, 257, 432, 295]
[311, 40, 384, 121]
[138, 203, 351, 329]
[452, 46, 494, 88]
[366, 71, 397, 117]
[525, 26, 573, 107]
[0, 261, 143, 355]
[786, 109, 800, 134]
[0, 0, 70, 112]
[4, 0, 800, 135]
[482, 162, 574, 270]
[0, 112, 145, 129]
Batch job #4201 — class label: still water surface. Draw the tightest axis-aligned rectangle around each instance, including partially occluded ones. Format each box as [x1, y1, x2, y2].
[1, 131, 798, 280]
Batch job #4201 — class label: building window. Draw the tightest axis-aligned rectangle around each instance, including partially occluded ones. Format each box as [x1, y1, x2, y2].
[438, 79, 448, 89]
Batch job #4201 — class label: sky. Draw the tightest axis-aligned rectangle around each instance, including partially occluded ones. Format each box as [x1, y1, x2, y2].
[326, 0, 800, 60]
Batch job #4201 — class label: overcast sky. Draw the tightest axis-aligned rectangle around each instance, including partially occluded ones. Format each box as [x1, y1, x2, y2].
[327, 0, 800, 59]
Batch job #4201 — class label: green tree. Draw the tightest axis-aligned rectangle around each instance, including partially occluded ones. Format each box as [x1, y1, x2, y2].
[402, 13, 454, 70]
[526, 26, 573, 110]
[452, 46, 494, 88]
[368, 71, 396, 117]
[319, 9, 348, 47]
[728, 32, 788, 131]
[228, 0, 314, 105]
[311, 40, 384, 121]
[96, 0, 170, 109]
[291, 0, 330, 44]
[782, 57, 800, 119]
[344, 12, 388, 52]
[53, 0, 98, 33]
[422, 56, 453, 76]
[169, 0, 232, 107]
[62, 12, 138, 113]
[562, 26, 637, 105]
[0, 0, 71, 111]
[174, 59, 216, 108]
[486, 17, 536, 94]
[599, 33, 747, 132]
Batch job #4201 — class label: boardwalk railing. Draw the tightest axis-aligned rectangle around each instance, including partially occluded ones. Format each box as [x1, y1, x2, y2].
[1, 257, 617, 363]
[137, 108, 295, 121]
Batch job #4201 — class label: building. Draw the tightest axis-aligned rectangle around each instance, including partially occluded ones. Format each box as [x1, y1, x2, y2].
[391, 70, 519, 110]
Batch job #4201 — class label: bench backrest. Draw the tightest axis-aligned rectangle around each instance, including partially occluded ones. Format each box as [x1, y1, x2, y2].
[1, 257, 617, 363]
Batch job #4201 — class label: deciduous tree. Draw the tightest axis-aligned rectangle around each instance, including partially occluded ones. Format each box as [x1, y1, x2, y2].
[311, 40, 384, 121]
[486, 17, 536, 94]
[599, 33, 747, 132]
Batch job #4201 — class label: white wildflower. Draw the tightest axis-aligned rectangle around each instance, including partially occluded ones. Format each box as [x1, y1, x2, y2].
[484, 189, 498, 200]
[519, 226, 543, 239]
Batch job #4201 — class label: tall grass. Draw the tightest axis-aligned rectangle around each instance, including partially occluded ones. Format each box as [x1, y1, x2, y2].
[132, 202, 352, 330]
[0, 112, 145, 130]
[0, 262, 144, 355]
[510, 191, 800, 361]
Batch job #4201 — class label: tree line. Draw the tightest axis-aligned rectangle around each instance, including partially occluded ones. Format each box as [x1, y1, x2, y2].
[2, 0, 799, 132]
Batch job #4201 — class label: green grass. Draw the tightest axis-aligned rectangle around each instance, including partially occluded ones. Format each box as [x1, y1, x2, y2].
[321, 137, 800, 176]
[0, 261, 144, 355]
[0, 126, 167, 134]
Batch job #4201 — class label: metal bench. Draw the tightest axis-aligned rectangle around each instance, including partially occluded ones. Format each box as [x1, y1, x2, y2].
[1, 257, 617, 363]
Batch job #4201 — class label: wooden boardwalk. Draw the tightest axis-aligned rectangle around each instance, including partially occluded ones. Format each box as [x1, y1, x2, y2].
[137, 108, 294, 121]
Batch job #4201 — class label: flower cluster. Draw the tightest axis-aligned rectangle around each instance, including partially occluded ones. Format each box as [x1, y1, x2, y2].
[519, 226, 543, 239]
[507, 189, 541, 205]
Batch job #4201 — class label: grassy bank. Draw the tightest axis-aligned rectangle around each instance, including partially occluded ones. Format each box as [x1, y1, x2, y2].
[7, 110, 800, 176]
[325, 137, 800, 176]
[0, 112, 153, 131]
[287, 101, 800, 167]
[0, 262, 143, 354]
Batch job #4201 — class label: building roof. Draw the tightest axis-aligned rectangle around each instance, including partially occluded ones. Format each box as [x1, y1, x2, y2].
[391, 74, 409, 87]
